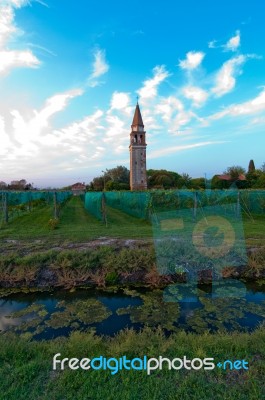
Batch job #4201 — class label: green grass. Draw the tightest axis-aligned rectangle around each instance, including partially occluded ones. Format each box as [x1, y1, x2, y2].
[0, 327, 264, 400]
[243, 215, 265, 247]
[0, 196, 152, 242]
[0, 196, 265, 247]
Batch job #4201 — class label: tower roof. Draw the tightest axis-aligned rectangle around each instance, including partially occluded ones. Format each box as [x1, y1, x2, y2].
[132, 103, 144, 126]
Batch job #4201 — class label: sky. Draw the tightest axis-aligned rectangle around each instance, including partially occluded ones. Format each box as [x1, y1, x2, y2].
[0, 0, 265, 187]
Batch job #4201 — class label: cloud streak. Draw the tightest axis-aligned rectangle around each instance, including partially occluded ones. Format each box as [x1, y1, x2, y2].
[211, 55, 246, 97]
[137, 65, 170, 101]
[87, 49, 109, 87]
[210, 88, 265, 120]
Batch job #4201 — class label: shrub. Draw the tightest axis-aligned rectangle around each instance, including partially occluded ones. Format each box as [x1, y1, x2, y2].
[48, 218, 59, 230]
[105, 271, 119, 285]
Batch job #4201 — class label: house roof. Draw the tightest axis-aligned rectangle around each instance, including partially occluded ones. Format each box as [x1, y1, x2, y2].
[217, 174, 246, 181]
[71, 182, 86, 189]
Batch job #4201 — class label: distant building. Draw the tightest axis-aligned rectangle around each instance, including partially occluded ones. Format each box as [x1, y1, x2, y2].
[71, 182, 86, 195]
[129, 102, 147, 190]
[216, 174, 246, 181]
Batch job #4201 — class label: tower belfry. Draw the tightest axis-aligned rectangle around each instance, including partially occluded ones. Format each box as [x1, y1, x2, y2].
[129, 102, 147, 190]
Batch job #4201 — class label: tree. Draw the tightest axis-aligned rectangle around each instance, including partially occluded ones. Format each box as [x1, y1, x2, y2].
[248, 159, 255, 173]
[87, 177, 105, 191]
[0, 181, 7, 189]
[253, 173, 265, 188]
[179, 173, 192, 188]
[223, 166, 246, 181]
[104, 166, 129, 184]
[87, 166, 130, 191]
[9, 179, 28, 190]
[190, 178, 206, 189]
[147, 169, 181, 189]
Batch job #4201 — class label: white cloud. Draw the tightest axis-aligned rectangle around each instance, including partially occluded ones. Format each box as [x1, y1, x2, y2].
[87, 49, 109, 87]
[170, 110, 196, 132]
[4, 88, 83, 152]
[0, 94, 107, 180]
[208, 40, 217, 49]
[210, 88, 265, 120]
[224, 30, 240, 52]
[110, 91, 130, 110]
[137, 65, 169, 101]
[182, 86, 208, 107]
[39, 89, 83, 119]
[2, 1, 29, 8]
[0, 49, 40, 75]
[0, 4, 16, 48]
[211, 55, 246, 97]
[179, 51, 205, 70]
[0, 1, 40, 75]
[155, 96, 183, 121]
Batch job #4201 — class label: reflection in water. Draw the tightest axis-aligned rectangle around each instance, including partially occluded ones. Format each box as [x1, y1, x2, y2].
[0, 283, 264, 340]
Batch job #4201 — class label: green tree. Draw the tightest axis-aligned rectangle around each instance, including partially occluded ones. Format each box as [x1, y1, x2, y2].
[88, 166, 129, 191]
[179, 173, 192, 188]
[147, 169, 181, 189]
[248, 159, 255, 173]
[223, 166, 246, 181]
[190, 178, 206, 189]
[104, 166, 129, 184]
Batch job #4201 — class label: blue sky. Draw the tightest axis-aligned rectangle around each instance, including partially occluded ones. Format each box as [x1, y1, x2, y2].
[0, 0, 265, 187]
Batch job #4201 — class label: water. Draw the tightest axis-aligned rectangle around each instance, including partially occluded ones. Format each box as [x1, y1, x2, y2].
[0, 282, 265, 340]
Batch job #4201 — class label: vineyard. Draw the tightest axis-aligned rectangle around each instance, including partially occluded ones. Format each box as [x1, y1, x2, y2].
[0, 189, 265, 243]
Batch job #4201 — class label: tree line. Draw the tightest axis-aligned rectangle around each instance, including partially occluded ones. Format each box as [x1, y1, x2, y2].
[2, 160, 264, 192]
[0, 180, 34, 191]
[87, 160, 265, 191]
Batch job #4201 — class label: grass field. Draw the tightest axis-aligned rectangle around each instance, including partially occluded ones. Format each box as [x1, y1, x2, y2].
[0, 196, 152, 242]
[0, 196, 265, 248]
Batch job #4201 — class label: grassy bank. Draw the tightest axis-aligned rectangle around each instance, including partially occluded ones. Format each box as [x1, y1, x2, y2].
[0, 245, 265, 289]
[0, 327, 264, 399]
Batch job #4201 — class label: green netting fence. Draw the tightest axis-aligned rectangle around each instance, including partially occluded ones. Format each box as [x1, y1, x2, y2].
[83, 190, 265, 222]
[104, 191, 151, 219]
[0, 190, 72, 224]
[2, 191, 72, 206]
[84, 192, 105, 221]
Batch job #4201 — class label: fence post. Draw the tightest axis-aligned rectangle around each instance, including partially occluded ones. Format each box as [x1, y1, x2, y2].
[102, 192, 107, 226]
[236, 191, 240, 219]
[53, 192, 58, 219]
[193, 191, 197, 221]
[28, 192, 32, 212]
[3, 192, 8, 223]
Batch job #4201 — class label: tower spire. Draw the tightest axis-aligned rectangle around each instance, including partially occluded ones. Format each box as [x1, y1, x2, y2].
[132, 102, 144, 127]
[129, 102, 147, 191]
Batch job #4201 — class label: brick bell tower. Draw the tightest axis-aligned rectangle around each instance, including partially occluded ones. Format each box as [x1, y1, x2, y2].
[129, 102, 147, 190]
